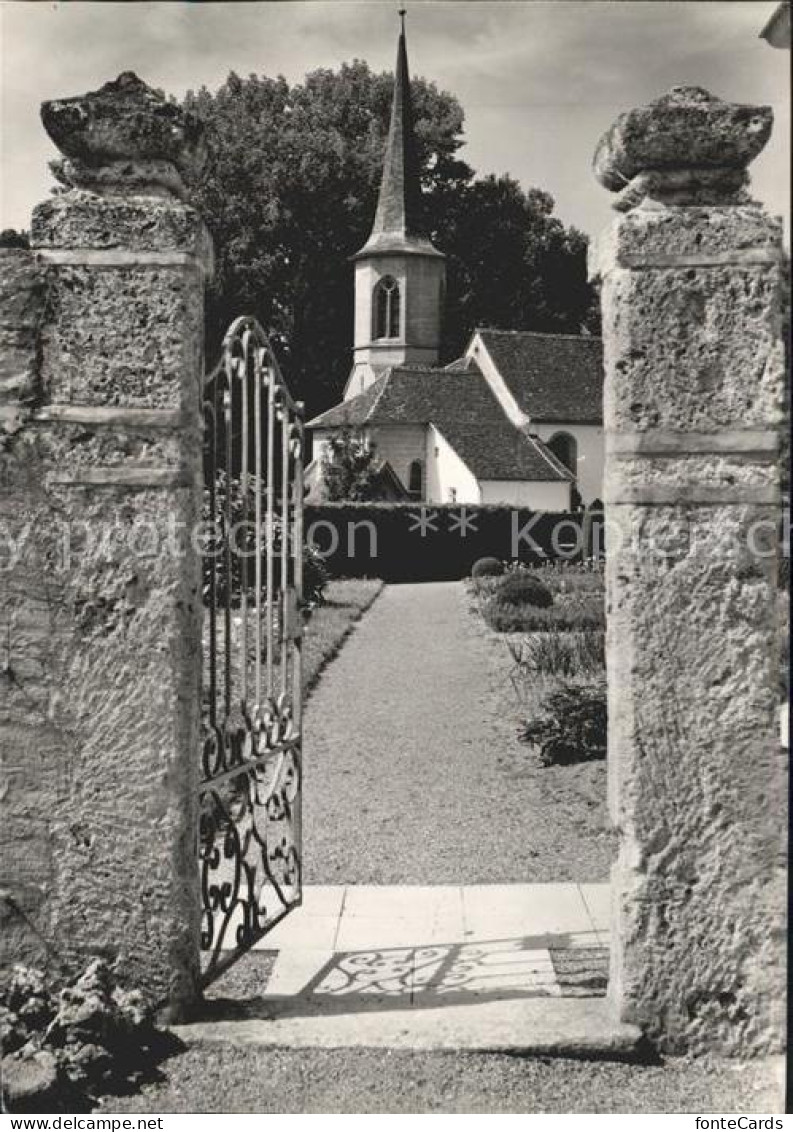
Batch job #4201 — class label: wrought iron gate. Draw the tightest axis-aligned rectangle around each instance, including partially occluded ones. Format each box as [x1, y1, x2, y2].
[198, 316, 304, 986]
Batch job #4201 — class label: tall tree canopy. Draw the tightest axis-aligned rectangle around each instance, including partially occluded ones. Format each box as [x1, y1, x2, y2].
[183, 61, 598, 416]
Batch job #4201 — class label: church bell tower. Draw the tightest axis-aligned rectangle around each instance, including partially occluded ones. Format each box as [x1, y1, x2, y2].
[346, 12, 446, 400]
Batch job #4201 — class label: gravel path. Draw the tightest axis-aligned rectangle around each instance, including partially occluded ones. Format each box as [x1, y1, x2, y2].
[99, 1046, 781, 1113]
[303, 581, 611, 884]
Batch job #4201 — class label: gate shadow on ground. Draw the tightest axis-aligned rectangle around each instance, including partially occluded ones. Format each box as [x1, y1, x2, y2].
[201, 932, 609, 1021]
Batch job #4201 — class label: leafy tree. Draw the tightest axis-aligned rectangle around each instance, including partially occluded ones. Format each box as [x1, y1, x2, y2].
[182, 62, 598, 416]
[434, 176, 599, 358]
[0, 229, 30, 249]
[321, 428, 381, 501]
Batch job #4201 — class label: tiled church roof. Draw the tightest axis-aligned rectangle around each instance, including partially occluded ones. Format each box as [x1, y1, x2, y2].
[434, 419, 572, 483]
[308, 366, 572, 482]
[475, 329, 603, 423]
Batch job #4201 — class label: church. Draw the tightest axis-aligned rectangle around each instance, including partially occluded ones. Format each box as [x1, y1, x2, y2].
[305, 20, 604, 509]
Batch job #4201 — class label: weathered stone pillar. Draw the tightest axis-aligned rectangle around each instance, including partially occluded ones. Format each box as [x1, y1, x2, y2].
[0, 74, 210, 1016]
[591, 87, 787, 1055]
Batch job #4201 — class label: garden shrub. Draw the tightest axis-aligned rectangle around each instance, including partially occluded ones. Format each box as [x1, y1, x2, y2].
[509, 630, 605, 680]
[471, 556, 504, 579]
[519, 680, 607, 766]
[482, 592, 604, 633]
[494, 572, 554, 609]
[303, 543, 329, 607]
[528, 560, 605, 595]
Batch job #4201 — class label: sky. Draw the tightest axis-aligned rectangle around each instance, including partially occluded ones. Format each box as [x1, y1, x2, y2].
[0, 0, 789, 241]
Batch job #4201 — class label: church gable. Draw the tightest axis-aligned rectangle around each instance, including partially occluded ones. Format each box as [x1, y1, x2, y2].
[470, 328, 603, 424]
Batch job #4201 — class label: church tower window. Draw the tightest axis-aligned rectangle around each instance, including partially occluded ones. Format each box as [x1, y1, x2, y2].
[373, 276, 401, 340]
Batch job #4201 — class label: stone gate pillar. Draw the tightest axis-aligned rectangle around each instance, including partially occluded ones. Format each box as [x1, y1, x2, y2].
[0, 74, 211, 1017]
[590, 88, 787, 1054]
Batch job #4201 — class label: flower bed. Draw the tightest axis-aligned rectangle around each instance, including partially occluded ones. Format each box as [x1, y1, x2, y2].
[474, 562, 605, 634]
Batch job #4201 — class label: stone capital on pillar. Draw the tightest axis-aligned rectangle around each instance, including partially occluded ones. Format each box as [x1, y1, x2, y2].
[592, 87, 786, 1056]
[31, 72, 213, 277]
[592, 85, 773, 213]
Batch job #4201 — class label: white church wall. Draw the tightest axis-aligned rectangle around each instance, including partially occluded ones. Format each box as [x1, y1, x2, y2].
[531, 423, 604, 504]
[370, 425, 428, 491]
[479, 480, 571, 509]
[425, 424, 481, 505]
[311, 425, 427, 496]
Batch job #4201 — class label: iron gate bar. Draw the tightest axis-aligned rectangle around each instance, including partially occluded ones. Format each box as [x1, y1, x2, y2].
[240, 337, 249, 707]
[198, 315, 305, 989]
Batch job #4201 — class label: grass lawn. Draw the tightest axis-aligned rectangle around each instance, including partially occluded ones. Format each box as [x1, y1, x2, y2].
[302, 578, 384, 698]
[203, 579, 383, 712]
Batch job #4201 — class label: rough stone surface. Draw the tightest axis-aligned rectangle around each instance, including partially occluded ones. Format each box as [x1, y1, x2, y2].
[32, 191, 212, 264]
[0, 250, 49, 414]
[40, 72, 206, 188]
[1, 156, 208, 1015]
[597, 209, 786, 435]
[595, 198, 786, 1055]
[592, 204, 785, 273]
[593, 86, 773, 193]
[37, 260, 205, 409]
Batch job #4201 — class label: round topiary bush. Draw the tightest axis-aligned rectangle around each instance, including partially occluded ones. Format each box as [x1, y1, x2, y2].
[471, 556, 504, 579]
[495, 571, 554, 609]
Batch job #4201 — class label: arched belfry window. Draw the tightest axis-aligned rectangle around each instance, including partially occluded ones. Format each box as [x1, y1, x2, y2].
[373, 275, 400, 340]
[408, 459, 424, 499]
[548, 432, 578, 476]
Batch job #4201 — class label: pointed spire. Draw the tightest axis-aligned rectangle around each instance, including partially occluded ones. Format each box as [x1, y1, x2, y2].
[355, 11, 443, 259]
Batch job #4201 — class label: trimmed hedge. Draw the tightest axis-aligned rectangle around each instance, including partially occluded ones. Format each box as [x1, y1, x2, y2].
[495, 572, 554, 609]
[304, 503, 598, 582]
[471, 556, 504, 579]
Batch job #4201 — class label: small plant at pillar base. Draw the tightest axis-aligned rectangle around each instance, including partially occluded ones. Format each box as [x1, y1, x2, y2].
[0, 958, 175, 1113]
[519, 679, 607, 766]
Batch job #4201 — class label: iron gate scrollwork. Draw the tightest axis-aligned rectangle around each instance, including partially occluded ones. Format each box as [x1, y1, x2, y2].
[199, 315, 304, 986]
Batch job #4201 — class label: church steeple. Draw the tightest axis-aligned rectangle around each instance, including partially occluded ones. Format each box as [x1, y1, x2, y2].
[346, 12, 446, 399]
[355, 11, 443, 260]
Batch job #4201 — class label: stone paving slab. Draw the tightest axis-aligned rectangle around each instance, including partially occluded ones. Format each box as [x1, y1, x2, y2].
[579, 883, 611, 943]
[176, 996, 640, 1055]
[462, 883, 604, 940]
[185, 884, 631, 1054]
